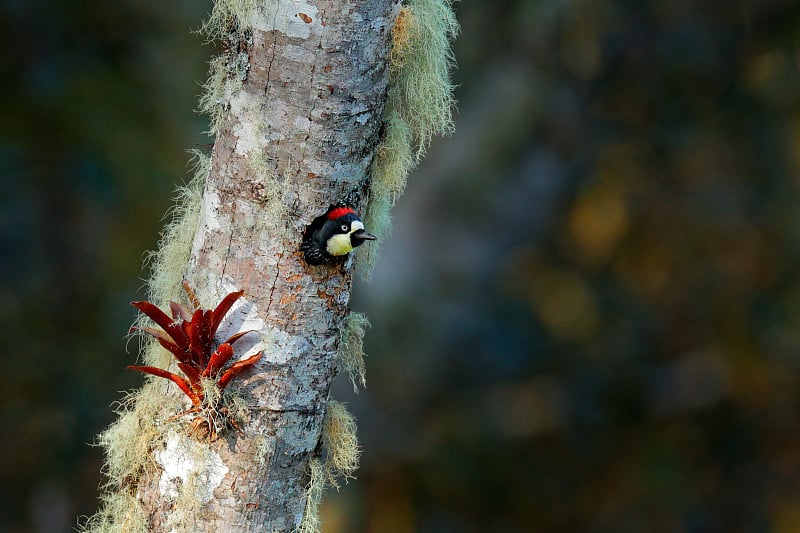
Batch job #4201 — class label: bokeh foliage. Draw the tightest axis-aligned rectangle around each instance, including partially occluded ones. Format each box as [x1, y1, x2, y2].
[3, 0, 800, 532]
[0, 1, 212, 530]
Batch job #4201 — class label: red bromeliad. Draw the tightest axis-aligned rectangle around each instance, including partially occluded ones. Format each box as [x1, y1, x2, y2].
[129, 281, 262, 438]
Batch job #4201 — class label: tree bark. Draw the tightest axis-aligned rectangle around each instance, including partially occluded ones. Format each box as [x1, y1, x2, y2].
[135, 1, 397, 530]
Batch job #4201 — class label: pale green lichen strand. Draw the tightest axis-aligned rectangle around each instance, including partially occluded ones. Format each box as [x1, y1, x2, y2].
[198, 0, 256, 135]
[81, 492, 149, 533]
[338, 312, 371, 392]
[297, 458, 326, 533]
[198, 55, 230, 135]
[321, 401, 361, 486]
[198, 45, 251, 136]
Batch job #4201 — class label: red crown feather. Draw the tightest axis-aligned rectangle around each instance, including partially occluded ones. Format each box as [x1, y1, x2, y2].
[327, 206, 356, 220]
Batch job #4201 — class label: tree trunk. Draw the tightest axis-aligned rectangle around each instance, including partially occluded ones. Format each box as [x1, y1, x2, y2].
[135, 1, 397, 530]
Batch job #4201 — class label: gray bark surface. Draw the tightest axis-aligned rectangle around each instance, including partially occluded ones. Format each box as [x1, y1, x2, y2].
[136, 1, 396, 530]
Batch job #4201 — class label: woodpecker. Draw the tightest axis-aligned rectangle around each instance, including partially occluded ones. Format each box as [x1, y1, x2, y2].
[301, 204, 377, 265]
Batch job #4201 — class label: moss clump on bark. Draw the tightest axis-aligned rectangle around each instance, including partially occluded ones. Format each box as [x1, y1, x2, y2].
[297, 458, 326, 533]
[359, 112, 413, 275]
[200, 0, 260, 41]
[198, 43, 250, 135]
[81, 491, 148, 533]
[199, 55, 231, 136]
[198, 0, 257, 135]
[80, 387, 165, 533]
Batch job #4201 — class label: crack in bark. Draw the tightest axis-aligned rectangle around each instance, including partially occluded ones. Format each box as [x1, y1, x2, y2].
[220, 203, 236, 280]
[264, 248, 283, 317]
[264, 8, 280, 95]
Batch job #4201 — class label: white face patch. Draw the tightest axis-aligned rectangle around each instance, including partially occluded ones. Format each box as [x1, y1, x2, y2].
[326, 220, 365, 256]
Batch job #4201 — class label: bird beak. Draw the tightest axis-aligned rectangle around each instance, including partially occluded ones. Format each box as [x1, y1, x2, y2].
[351, 229, 377, 244]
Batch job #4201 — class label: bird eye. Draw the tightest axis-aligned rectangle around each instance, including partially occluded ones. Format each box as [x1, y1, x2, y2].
[341, 224, 349, 232]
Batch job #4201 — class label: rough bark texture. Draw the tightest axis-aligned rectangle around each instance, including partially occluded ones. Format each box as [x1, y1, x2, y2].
[135, 1, 397, 530]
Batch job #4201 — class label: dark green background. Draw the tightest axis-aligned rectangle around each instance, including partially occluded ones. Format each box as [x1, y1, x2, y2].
[3, 1, 800, 531]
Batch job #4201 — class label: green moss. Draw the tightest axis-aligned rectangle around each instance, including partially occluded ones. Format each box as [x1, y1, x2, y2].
[359, 0, 458, 279]
[133, 152, 207, 368]
[198, 45, 250, 135]
[337, 312, 371, 392]
[254, 434, 272, 466]
[198, 0, 256, 135]
[97, 386, 167, 484]
[372, 111, 415, 202]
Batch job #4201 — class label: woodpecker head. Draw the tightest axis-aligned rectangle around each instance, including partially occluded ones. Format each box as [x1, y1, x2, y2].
[301, 204, 377, 265]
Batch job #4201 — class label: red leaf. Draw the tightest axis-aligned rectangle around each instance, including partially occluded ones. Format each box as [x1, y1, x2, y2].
[210, 291, 244, 338]
[203, 343, 234, 378]
[222, 330, 254, 347]
[135, 326, 176, 345]
[155, 338, 195, 365]
[133, 326, 190, 362]
[217, 352, 262, 391]
[131, 301, 189, 348]
[188, 309, 213, 366]
[177, 363, 202, 389]
[127, 365, 202, 407]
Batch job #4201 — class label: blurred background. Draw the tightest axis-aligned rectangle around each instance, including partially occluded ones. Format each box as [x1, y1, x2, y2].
[3, 0, 800, 531]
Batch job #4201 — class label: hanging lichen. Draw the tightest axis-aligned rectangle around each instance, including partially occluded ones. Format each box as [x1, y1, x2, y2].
[390, 0, 459, 158]
[298, 401, 362, 533]
[338, 312, 371, 392]
[359, 0, 459, 278]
